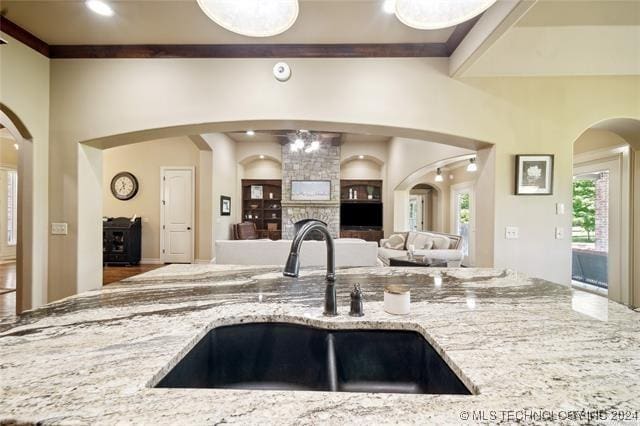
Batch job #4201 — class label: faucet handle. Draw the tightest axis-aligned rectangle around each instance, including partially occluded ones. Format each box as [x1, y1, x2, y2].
[349, 283, 364, 317]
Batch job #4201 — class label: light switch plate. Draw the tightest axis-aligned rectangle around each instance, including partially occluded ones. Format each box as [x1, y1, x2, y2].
[51, 223, 68, 235]
[556, 203, 565, 215]
[505, 226, 519, 240]
[555, 227, 564, 240]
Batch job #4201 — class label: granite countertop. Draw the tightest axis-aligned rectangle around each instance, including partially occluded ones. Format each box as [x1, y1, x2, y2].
[1, 265, 639, 425]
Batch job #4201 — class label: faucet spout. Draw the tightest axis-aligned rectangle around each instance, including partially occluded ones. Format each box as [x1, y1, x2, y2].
[283, 220, 337, 316]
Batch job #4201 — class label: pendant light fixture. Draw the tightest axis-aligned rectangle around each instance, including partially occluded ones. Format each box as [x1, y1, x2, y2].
[394, 0, 496, 30]
[467, 158, 478, 172]
[435, 168, 444, 182]
[197, 0, 299, 37]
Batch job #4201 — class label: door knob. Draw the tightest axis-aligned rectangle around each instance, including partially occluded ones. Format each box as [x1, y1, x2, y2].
[187, 227, 191, 230]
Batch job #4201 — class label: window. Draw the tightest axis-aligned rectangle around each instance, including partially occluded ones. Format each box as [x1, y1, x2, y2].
[7, 170, 17, 246]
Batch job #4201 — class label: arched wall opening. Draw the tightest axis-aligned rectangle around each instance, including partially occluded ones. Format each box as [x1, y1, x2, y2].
[392, 151, 492, 267]
[0, 103, 43, 313]
[68, 120, 495, 301]
[572, 117, 639, 308]
[101, 136, 215, 268]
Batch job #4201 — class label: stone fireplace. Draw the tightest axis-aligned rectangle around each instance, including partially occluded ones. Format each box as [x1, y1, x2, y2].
[281, 142, 340, 239]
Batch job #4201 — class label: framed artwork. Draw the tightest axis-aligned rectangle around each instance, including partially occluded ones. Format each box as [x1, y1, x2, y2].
[291, 180, 331, 201]
[220, 195, 231, 216]
[515, 155, 554, 195]
[250, 185, 263, 199]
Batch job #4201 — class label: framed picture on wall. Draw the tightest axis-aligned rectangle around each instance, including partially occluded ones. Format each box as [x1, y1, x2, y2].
[515, 154, 554, 195]
[250, 185, 263, 199]
[291, 180, 331, 201]
[220, 195, 231, 216]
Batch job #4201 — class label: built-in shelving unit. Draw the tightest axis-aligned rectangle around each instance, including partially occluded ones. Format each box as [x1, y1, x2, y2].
[241, 179, 282, 240]
[340, 179, 384, 244]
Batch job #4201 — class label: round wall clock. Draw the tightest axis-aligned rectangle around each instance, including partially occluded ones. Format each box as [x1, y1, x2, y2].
[111, 172, 139, 201]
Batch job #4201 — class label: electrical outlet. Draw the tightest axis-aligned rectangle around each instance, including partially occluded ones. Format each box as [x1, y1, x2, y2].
[555, 227, 564, 240]
[505, 226, 519, 240]
[51, 223, 68, 235]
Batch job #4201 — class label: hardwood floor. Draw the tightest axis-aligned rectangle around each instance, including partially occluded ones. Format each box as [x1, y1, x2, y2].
[0, 261, 17, 321]
[103, 264, 165, 285]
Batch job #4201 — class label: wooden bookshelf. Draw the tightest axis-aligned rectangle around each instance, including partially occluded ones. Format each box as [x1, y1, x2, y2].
[340, 179, 383, 244]
[340, 179, 382, 202]
[241, 179, 282, 240]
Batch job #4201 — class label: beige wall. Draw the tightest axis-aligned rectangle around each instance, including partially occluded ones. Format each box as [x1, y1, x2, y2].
[201, 133, 239, 245]
[243, 159, 282, 180]
[0, 31, 50, 311]
[44, 56, 639, 302]
[0, 137, 18, 166]
[574, 129, 628, 154]
[341, 159, 382, 180]
[102, 136, 206, 261]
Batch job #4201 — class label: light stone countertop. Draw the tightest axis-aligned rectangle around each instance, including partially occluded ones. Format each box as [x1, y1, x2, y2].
[0, 265, 639, 425]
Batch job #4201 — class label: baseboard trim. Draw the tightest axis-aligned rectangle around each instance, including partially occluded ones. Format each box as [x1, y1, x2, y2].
[140, 258, 163, 265]
[195, 259, 214, 264]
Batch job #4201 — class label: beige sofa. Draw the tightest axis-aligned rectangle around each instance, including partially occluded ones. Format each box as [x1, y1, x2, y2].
[215, 238, 379, 268]
[378, 231, 464, 267]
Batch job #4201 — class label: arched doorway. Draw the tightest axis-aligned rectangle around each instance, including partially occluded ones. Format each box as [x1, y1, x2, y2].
[0, 103, 41, 315]
[572, 118, 639, 307]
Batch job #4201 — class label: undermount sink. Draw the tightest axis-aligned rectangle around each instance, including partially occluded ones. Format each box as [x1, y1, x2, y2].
[156, 323, 470, 395]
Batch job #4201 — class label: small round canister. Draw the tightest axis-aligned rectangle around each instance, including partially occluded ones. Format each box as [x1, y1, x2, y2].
[384, 285, 410, 315]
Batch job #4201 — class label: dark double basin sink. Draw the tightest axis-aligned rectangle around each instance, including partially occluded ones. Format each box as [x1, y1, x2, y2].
[156, 323, 470, 395]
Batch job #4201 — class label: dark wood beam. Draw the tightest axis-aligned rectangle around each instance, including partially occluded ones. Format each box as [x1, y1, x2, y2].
[49, 43, 450, 59]
[445, 14, 483, 55]
[0, 16, 50, 57]
[1, 14, 479, 60]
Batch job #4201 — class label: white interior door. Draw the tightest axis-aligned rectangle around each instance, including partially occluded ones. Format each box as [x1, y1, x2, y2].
[161, 167, 194, 263]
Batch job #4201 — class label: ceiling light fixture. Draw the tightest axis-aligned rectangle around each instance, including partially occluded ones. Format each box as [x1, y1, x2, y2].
[196, 0, 299, 37]
[358, 155, 365, 160]
[246, 130, 255, 136]
[259, 155, 265, 159]
[289, 132, 322, 154]
[85, 0, 114, 17]
[383, 0, 396, 14]
[395, 0, 496, 30]
[435, 168, 444, 182]
[467, 158, 478, 172]
[14, 143, 19, 151]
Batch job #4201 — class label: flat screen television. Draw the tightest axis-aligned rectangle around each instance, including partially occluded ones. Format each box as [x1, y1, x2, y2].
[340, 203, 383, 228]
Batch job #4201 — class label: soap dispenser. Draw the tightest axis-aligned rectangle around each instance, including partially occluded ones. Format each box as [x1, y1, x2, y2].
[350, 283, 364, 317]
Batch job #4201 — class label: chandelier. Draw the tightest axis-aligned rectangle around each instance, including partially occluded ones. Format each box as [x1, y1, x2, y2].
[394, 0, 497, 30]
[289, 130, 321, 153]
[196, 0, 299, 37]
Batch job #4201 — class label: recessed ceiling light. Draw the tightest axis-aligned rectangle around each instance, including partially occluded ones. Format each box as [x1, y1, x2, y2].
[395, 0, 496, 30]
[196, 0, 299, 37]
[259, 155, 265, 159]
[85, 0, 114, 17]
[246, 130, 255, 136]
[383, 0, 396, 14]
[358, 155, 364, 159]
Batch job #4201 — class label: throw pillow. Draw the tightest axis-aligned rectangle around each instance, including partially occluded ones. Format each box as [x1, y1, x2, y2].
[431, 235, 451, 250]
[411, 233, 431, 250]
[384, 233, 406, 250]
